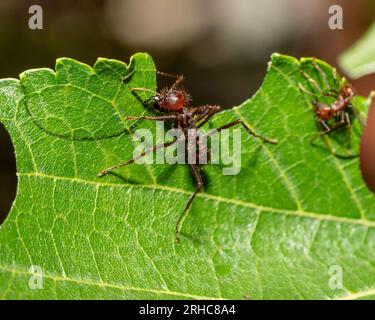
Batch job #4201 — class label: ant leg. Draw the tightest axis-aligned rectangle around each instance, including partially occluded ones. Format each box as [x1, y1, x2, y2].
[157, 71, 185, 89]
[192, 108, 211, 125]
[312, 58, 330, 91]
[192, 105, 221, 115]
[301, 63, 339, 99]
[205, 119, 278, 144]
[332, 67, 342, 87]
[193, 105, 222, 127]
[310, 119, 330, 147]
[97, 139, 177, 177]
[191, 110, 212, 129]
[298, 83, 319, 97]
[299, 83, 337, 99]
[301, 70, 323, 95]
[320, 119, 331, 132]
[311, 59, 343, 98]
[172, 75, 185, 89]
[325, 89, 339, 97]
[175, 164, 203, 243]
[125, 115, 177, 121]
[351, 106, 367, 127]
[332, 67, 338, 83]
[122, 69, 135, 82]
[344, 112, 352, 150]
[325, 118, 358, 158]
[311, 119, 357, 158]
[315, 118, 346, 138]
[312, 59, 342, 98]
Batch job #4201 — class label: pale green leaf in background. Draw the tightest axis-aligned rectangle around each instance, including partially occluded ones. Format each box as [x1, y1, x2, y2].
[339, 21, 375, 78]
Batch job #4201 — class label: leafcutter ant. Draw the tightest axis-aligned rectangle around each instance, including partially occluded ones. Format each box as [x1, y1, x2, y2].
[299, 58, 366, 158]
[97, 71, 277, 242]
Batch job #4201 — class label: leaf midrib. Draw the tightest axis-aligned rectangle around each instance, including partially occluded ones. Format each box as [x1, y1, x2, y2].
[2, 262, 375, 300]
[0, 263, 224, 300]
[17, 172, 375, 228]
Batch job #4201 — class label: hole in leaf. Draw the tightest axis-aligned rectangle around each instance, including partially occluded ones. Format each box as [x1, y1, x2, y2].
[0, 123, 17, 225]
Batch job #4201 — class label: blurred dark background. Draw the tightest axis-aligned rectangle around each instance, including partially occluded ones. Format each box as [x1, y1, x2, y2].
[0, 0, 374, 224]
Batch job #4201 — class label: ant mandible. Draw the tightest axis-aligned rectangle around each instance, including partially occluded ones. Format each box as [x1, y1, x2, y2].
[299, 58, 366, 158]
[97, 71, 277, 242]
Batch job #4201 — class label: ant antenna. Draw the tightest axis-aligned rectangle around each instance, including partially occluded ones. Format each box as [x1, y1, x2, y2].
[130, 87, 158, 95]
[156, 71, 185, 90]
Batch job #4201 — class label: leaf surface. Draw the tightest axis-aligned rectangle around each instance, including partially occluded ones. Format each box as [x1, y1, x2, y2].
[0, 53, 374, 300]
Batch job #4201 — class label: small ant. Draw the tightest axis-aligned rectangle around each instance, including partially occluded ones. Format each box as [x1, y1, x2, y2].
[97, 71, 277, 242]
[299, 59, 366, 158]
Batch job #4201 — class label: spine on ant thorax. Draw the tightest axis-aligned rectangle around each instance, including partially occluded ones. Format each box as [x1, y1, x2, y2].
[332, 96, 346, 112]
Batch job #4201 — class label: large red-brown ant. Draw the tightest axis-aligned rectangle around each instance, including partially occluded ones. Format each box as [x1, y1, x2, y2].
[299, 59, 366, 158]
[97, 71, 277, 242]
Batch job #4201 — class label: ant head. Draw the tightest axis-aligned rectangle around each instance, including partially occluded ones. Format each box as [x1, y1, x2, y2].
[154, 88, 191, 112]
[341, 83, 355, 98]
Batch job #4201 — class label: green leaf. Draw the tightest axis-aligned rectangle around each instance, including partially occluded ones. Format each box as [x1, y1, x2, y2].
[0, 53, 374, 300]
[339, 21, 375, 78]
